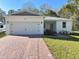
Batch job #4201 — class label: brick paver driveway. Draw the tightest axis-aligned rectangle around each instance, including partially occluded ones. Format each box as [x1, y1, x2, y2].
[0, 36, 54, 59]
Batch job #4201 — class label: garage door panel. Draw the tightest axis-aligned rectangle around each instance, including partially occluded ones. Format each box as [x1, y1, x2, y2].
[27, 23, 40, 34]
[10, 22, 42, 35]
[10, 22, 25, 35]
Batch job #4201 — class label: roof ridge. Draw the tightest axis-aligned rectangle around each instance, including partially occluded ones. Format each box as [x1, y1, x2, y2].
[11, 11, 40, 16]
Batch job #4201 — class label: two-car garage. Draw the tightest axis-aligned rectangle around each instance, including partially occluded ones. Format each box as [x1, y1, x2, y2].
[10, 22, 42, 35]
[6, 16, 44, 35]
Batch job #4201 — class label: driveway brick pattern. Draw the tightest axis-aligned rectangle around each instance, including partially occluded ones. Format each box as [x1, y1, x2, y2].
[0, 36, 54, 59]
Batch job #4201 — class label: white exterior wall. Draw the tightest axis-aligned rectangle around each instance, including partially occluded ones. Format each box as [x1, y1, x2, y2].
[6, 16, 44, 35]
[6, 16, 44, 22]
[56, 20, 72, 33]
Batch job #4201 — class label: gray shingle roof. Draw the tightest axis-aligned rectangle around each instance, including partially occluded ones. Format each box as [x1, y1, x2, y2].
[11, 11, 40, 16]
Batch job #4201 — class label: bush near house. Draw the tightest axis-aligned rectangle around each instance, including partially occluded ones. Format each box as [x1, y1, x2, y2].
[44, 35, 79, 59]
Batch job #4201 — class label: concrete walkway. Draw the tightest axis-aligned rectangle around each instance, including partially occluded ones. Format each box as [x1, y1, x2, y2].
[0, 36, 54, 59]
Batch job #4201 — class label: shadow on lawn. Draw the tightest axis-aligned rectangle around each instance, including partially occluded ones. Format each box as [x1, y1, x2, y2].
[44, 35, 79, 41]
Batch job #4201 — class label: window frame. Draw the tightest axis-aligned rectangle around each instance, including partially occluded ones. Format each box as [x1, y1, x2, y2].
[62, 22, 66, 28]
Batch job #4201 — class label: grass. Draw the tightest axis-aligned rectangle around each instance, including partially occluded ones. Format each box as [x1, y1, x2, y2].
[0, 32, 6, 38]
[70, 35, 79, 38]
[44, 35, 79, 59]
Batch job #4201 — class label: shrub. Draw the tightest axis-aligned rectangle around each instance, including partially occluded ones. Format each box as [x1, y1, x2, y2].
[44, 30, 57, 35]
[59, 30, 69, 35]
[44, 29, 52, 35]
[0, 31, 6, 37]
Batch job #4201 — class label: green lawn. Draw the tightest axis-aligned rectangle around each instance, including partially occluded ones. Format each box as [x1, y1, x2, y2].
[0, 32, 6, 38]
[44, 35, 79, 59]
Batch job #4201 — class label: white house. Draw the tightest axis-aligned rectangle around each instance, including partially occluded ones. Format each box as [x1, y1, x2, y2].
[5, 11, 72, 35]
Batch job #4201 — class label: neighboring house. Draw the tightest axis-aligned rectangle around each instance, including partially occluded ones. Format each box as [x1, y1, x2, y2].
[5, 11, 72, 35]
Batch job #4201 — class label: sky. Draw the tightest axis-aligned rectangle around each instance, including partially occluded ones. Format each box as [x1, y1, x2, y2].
[0, 0, 68, 12]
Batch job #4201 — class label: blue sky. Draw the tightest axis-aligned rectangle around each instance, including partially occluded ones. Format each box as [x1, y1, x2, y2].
[0, 0, 68, 12]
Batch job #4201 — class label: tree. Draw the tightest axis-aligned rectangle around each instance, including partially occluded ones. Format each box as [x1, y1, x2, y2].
[40, 3, 58, 16]
[58, 0, 79, 30]
[40, 3, 51, 15]
[17, 9, 21, 12]
[0, 8, 6, 23]
[58, 4, 76, 18]
[8, 10, 15, 15]
[22, 2, 39, 14]
[44, 9, 58, 16]
[68, 0, 79, 30]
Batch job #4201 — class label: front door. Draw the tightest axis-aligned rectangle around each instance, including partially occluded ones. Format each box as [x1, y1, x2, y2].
[50, 24, 53, 32]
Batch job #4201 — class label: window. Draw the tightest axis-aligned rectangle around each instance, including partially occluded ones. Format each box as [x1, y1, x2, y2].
[62, 22, 66, 28]
[0, 25, 3, 28]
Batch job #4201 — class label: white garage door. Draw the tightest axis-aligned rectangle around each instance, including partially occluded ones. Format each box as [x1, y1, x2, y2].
[10, 22, 42, 35]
